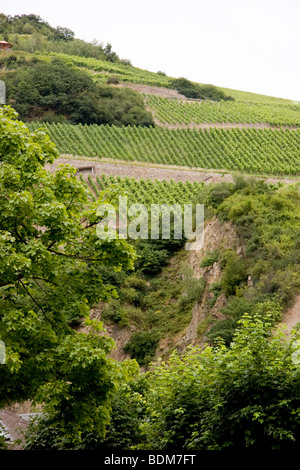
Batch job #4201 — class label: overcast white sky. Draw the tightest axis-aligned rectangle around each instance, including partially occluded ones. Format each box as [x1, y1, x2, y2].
[1, 0, 299, 100]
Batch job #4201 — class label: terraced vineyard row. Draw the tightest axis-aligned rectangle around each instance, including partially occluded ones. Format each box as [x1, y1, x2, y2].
[37, 52, 172, 87]
[80, 173, 203, 205]
[37, 52, 297, 107]
[30, 122, 300, 175]
[38, 52, 292, 105]
[146, 95, 300, 127]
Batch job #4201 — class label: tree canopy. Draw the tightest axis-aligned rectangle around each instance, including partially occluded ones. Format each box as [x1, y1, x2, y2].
[1, 58, 154, 126]
[136, 313, 300, 450]
[0, 106, 138, 446]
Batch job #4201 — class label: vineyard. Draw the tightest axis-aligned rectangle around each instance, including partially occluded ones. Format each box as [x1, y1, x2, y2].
[37, 52, 172, 87]
[146, 95, 300, 127]
[29, 122, 300, 175]
[79, 172, 203, 206]
[36, 52, 299, 107]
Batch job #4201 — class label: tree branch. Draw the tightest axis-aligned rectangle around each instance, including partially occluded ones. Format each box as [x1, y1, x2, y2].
[18, 279, 60, 331]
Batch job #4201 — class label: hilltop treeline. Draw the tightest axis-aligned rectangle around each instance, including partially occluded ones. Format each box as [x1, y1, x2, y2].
[0, 55, 154, 126]
[0, 13, 130, 63]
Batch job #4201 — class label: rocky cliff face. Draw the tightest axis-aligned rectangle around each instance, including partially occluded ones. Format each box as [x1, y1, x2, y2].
[173, 217, 243, 352]
[80, 217, 243, 362]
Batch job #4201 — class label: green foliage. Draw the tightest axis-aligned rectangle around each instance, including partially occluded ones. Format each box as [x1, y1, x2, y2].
[200, 250, 219, 268]
[107, 76, 120, 84]
[140, 313, 300, 450]
[134, 242, 170, 274]
[206, 297, 281, 346]
[134, 222, 186, 275]
[171, 77, 233, 101]
[0, 14, 119, 61]
[217, 183, 300, 302]
[24, 375, 147, 450]
[179, 270, 206, 307]
[104, 43, 118, 63]
[123, 331, 159, 366]
[220, 250, 248, 296]
[192, 179, 300, 344]
[102, 299, 130, 327]
[103, 248, 196, 362]
[146, 93, 300, 127]
[204, 182, 234, 208]
[0, 106, 137, 444]
[1, 58, 154, 126]
[172, 77, 200, 99]
[196, 84, 234, 101]
[29, 122, 300, 175]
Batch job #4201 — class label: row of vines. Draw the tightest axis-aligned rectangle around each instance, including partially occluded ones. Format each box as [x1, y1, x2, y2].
[37, 52, 171, 87]
[29, 122, 300, 175]
[80, 173, 203, 206]
[145, 95, 300, 127]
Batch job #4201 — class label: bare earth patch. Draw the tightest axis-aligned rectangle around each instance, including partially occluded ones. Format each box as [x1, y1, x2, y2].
[280, 294, 300, 337]
[46, 156, 300, 187]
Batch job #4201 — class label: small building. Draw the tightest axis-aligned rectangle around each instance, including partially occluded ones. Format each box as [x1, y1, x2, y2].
[0, 41, 13, 51]
[76, 165, 95, 176]
[0, 409, 29, 450]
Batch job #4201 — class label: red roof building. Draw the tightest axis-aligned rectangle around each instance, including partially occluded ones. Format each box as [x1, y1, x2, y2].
[0, 409, 29, 450]
[0, 41, 13, 51]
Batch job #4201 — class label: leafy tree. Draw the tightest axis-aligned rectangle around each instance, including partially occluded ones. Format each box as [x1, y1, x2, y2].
[52, 26, 75, 42]
[0, 106, 138, 445]
[1, 59, 154, 126]
[141, 312, 300, 450]
[24, 376, 147, 450]
[104, 43, 118, 63]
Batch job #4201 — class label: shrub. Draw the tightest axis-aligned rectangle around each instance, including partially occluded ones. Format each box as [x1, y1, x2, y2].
[123, 331, 159, 366]
[200, 250, 219, 268]
[2, 60, 154, 126]
[179, 277, 206, 307]
[141, 313, 300, 450]
[171, 77, 234, 101]
[134, 242, 170, 274]
[102, 299, 129, 327]
[107, 76, 120, 85]
[220, 250, 248, 296]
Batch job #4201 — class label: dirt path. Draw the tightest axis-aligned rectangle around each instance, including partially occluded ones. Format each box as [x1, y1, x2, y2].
[149, 117, 299, 131]
[46, 157, 233, 184]
[47, 156, 300, 186]
[280, 294, 300, 337]
[117, 83, 299, 131]
[117, 82, 187, 100]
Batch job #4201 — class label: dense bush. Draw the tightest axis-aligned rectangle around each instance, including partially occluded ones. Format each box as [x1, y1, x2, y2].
[1, 58, 154, 126]
[200, 250, 220, 268]
[24, 378, 146, 450]
[139, 313, 300, 450]
[123, 331, 159, 366]
[107, 76, 120, 85]
[172, 77, 234, 101]
[220, 250, 248, 296]
[134, 242, 170, 274]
